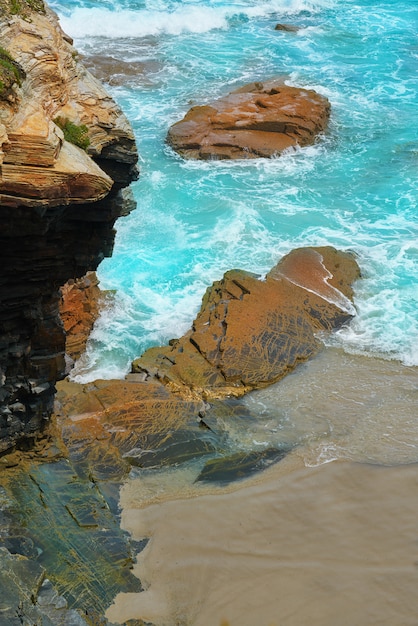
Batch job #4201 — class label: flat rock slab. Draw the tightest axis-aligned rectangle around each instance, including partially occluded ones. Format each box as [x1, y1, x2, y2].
[166, 79, 330, 160]
[55, 378, 208, 480]
[1, 459, 141, 618]
[0, 546, 91, 626]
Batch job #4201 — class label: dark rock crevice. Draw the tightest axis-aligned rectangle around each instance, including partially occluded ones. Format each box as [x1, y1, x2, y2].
[0, 186, 137, 454]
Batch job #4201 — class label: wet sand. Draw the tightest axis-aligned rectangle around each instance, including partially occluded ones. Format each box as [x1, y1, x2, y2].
[106, 350, 418, 626]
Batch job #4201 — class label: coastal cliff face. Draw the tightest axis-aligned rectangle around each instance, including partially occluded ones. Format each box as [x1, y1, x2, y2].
[0, 0, 138, 454]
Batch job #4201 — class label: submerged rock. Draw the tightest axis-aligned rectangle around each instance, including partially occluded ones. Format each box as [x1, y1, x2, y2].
[55, 378, 208, 480]
[274, 23, 300, 32]
[196, 447, 289, 484]
[123, 431, 218, 469]
[166, 78, 330, 160]
[82, 54, 162, 88]
[0, 455, 142, 623]
[0, 548, 92, 625]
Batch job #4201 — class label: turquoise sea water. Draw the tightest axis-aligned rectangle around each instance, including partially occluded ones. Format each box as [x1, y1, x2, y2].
[52, 0, 418, 381]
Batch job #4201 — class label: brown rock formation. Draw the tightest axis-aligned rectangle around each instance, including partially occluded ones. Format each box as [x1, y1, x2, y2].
[132, 246, 360, 399]
[53, 246, 359, 480]
[59, 272, 107, 362]
[55, 378, 207, 480]
[0, 2, 138, 453]
[166, 79, 330, 160]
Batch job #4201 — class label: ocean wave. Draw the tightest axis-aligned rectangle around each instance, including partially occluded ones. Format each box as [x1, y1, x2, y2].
[55, 0, 335, 39]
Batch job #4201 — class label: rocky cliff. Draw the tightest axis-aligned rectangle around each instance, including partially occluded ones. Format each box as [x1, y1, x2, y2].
[0, 0, 138, 454]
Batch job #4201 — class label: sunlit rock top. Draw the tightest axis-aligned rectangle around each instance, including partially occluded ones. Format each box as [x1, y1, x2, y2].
[0, 0, 138, 207]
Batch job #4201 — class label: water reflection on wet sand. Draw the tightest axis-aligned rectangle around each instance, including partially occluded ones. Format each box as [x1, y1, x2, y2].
[107, 349, 418, 626]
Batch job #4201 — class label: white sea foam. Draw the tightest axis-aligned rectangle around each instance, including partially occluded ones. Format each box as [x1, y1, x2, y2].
[55, 0, 336, 40]
[58, 7, 227, 38]
[323, 243, 418, 366]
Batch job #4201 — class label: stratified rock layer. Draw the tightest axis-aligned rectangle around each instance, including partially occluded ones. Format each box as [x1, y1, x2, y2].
[0, 2, 138, 453]
[132, 246, 360, 399]
[167, 79, 330, 160]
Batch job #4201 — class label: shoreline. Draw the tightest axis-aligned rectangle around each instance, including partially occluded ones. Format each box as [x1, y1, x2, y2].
[106, 348, 418, 626]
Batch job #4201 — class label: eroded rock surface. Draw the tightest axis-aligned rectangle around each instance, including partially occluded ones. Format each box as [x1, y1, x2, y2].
[54, 372, 290, 486]
[0, 453, 142, 625]
[31, 245, 359, 618]
[132, 246, 360, 399]
[167, 78, 330, 160]
[0, 546, 93, 626]
[52, 246, 359, 492]
[55, 378, 208, 481]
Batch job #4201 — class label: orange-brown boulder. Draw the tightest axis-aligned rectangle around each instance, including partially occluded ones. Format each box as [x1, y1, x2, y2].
[166, 79, 330, 160]
[132, 246, 360, 399]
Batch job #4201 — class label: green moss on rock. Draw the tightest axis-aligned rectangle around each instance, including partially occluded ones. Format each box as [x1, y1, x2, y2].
[0, 0, 45, 16]
[54, 116, 91, 151]
[0, 46, 26, 101]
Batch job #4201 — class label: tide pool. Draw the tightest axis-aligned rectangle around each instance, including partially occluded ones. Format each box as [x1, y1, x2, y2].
[50, 0, 418, 380]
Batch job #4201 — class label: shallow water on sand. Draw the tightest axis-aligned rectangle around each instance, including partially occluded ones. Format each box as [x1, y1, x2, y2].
[242, 347, 418, 466]
[108, 460, 418, 626]
[106, 350, 418, 626]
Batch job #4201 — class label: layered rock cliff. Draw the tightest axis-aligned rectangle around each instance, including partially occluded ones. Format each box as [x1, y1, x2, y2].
[0, 0, 138, 454]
